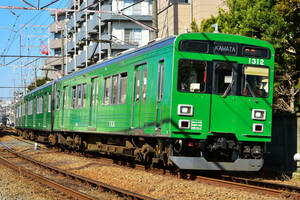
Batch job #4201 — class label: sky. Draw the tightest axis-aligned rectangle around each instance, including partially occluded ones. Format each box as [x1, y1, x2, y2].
[0, 0, 69, 101]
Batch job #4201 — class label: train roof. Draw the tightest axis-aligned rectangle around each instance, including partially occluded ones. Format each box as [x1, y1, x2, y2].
[24, 36, 177, 98]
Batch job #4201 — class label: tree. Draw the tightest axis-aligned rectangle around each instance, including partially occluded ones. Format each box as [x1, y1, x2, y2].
[195, 0, 300, 113]
[27, 77, 50, 92]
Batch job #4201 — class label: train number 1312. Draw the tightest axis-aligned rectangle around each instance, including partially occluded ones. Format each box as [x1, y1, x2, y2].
[249, 58, 264, 65]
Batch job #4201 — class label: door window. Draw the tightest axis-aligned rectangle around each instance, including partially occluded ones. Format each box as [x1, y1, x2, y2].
[214, 62, 234, 94]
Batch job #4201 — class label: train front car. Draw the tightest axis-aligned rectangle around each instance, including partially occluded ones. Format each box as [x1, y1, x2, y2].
[169, 33, 274, 171]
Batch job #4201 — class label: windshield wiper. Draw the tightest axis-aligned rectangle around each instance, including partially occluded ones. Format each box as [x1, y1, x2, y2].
[222, 80, 234, 98]
[246, 81, 258, 103]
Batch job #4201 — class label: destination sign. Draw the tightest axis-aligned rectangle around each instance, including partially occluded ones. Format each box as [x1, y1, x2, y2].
[213, 42, 237, 56]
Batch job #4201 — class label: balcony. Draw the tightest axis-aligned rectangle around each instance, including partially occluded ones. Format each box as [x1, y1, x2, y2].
[75, 52, 85, 68]
[67, 59, 75, 73]
[87, 13, 101, 33]
[49, 21, 65, 33]
[67, 0, 74, 9]
[79, 25, 87, 41]
[45, 57, 62, 67]
[87, 0, 98, 8]
[76, 12, 85, 23]
[67, 40, 74, 53]
[49, 38, 62, 49]
[67, 16, 74, 31]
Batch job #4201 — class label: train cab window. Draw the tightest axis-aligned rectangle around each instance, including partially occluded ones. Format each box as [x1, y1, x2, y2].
[120, 72, 127, 104]
[214, 62, 235, 94]
[177, 59, 206, 93]
[242, 65, 269, 98]
[103, 77, 111, 105]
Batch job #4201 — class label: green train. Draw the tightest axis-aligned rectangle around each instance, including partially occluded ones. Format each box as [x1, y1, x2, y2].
[15, 33, 274, 171]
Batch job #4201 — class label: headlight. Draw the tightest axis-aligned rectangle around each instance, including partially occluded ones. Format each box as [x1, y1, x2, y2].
[252, 109, 266, 120]
[178, 104, 193, 116]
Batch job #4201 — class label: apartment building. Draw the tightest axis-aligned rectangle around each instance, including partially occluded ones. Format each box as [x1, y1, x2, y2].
[42, 0, 152, 78]
[157, 0, 226, 38]
[42, 10, 67, 80]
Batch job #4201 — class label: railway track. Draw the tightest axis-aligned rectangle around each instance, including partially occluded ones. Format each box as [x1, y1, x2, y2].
[0, 141, 155, 200]
[3, 133, 300, 199]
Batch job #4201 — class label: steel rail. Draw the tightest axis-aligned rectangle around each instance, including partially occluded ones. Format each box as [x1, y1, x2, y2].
[0, 142, 156, 200]
[0, 155, 98, 200]
[220, 174, 300, 194]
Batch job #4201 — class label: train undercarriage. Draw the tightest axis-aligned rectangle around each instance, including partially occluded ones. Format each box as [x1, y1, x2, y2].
[15, 129, 265, 171]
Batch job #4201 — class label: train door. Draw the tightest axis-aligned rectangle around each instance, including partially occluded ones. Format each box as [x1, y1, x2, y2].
[155, 60, 164, 129]
[132, 63, 148, 129]
[88, 77, 99, 129]
[61, 86, 68, 128]
[210, 61, 238, 133]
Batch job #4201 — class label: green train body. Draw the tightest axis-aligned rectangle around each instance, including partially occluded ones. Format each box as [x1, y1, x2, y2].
[15, 33, 274, 171]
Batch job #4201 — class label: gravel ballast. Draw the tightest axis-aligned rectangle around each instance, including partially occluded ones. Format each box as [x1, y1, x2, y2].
[0, 134, 295, 199]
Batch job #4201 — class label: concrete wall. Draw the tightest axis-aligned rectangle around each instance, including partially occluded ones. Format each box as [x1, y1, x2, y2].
[264, 113, 300, 172]
[157, 0, 226, 38]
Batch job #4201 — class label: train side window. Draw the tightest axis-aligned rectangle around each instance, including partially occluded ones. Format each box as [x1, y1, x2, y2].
[158, 61, 165, 101]
[22, 104, 24, 116]
[103, 77, 111, 105]
[77, 84, 82, 108]
[82, 83, 87, 107]
[120, 72, 127, 104]
[44, 94, 47, 113]
[71, 86, 76, 109]
[177, 59, 206, 93]
[56, 90, 61, 110]
[48, 94, 51, 112]
[112, 75, 119, 104]
[28, 100, 33, 115]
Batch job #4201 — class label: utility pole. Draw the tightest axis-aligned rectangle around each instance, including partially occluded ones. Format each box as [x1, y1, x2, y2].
[61, 30, 64, 76]
[152, 0, 158, 40]
[34, 59, 37, 87]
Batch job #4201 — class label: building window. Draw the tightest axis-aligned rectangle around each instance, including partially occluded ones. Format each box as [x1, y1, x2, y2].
[124, 0, 142, 15]
[124, 29, 142, 45]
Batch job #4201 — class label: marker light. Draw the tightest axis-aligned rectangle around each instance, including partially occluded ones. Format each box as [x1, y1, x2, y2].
[179, 120, 190, 129]
[253, 124, 264, 133]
